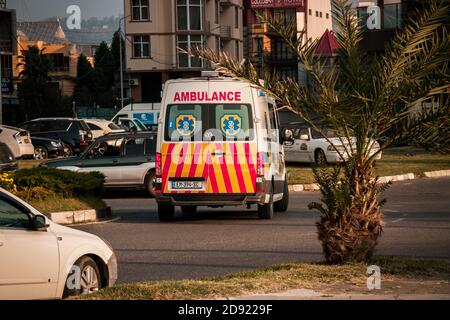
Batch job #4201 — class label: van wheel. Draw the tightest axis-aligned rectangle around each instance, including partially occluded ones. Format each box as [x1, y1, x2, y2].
[258, 189, 274, 220]
[63, 256, 101, 298]
[145, 171, 157, 198]
[181, 206, 197, 216]
[274, 178, 289, 212]
[158, 203, 175, 222]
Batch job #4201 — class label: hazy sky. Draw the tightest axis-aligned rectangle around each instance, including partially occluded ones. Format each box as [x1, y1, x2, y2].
[7, 0, 123, 21]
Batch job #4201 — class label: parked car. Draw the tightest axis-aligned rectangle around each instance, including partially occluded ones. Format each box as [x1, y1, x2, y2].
[83, 119, 126, 141]
[0, 125, 34, 159]
[0, 187, 118, 300]
[111, 103, 160, 131]
[44, 132, 157, 197]
[19, 118, 93, 157]
[114, 118, 149, 132]
[283, 123, 382, 164]
[31, 137, 65, 160]
[0, 142, 18, 173]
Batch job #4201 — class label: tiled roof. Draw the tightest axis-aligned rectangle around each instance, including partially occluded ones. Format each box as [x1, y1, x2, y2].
[315, 29, 339, 56]
[17, 20, 69, 44]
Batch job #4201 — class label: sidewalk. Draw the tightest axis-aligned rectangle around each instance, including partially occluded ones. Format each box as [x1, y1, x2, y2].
[229, 289, 450, 300]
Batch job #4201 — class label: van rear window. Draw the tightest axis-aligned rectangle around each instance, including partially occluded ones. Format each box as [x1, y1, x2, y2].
[165, 104, 254, 142]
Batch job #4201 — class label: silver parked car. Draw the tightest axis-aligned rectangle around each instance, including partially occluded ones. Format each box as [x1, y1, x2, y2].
[44, 132, 157, 197]
[0, 125, 34, 159]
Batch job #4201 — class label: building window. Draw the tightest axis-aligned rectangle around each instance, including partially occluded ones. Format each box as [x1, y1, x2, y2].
[177, 0, 203, 31]
[178, 35, 203, 68]
[235, 40, 240, 60]
[309, 9, 312, 15]
[320, 12, 322, 18]
[235, 6, 239, 28]
[133, 35, 150, 58]
[384, 3, 402, 29]
[132, 0, 149, 21]
[215, 0, 220, 24]
[272, 39, 294, 60]
[274, 8, 296, 24]
[326, 13, 329, 19]
[315, 11, 318, 17]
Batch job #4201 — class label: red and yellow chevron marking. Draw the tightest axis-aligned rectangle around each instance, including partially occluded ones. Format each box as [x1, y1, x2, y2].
[161, 143, 257, 194]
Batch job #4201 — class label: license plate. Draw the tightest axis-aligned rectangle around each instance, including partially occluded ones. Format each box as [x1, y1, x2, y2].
[171, 181, 204, 190]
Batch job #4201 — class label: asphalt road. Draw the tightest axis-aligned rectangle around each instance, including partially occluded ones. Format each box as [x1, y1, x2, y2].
[75, 177, 450, 284]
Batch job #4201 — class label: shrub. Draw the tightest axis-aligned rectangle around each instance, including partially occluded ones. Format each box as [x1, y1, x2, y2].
[12, 168, 105, 197]
[0, 173, 17, 193]
[15, 186, 53, 202]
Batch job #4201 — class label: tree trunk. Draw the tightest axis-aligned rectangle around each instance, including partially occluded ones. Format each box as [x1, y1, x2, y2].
[317, 158, 384, 264]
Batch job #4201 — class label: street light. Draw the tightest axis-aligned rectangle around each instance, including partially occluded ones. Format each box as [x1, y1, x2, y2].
[118, 15, 131, 110]
[0, 50, 5, 125]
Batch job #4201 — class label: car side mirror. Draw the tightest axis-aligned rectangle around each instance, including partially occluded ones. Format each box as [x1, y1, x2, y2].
[282, 129, 294, 143]
[33, 215, 49, 231]
[300, 134, 310, 141]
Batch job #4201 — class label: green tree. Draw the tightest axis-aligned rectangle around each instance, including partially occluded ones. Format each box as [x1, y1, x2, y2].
[111, 30, 125, 71]
[94, 41, 115, 88]
[17, 46, 52, 120]
[73, 54, 96, 106]
[190, 0, 450, 263]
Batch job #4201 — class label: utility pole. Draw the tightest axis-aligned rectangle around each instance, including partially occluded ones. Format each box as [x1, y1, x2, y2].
[0, 52, 3, 125]
[118, 15, 131, 110]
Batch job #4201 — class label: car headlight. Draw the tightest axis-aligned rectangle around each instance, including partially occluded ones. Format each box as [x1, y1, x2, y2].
[51, 141, 60, 148]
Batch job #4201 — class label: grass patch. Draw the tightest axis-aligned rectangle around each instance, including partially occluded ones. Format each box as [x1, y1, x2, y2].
[80, 256, 450, 300]
[27, 195, 107, 215]
[18, 160, 43, 170]
[287, 153, 450, 185]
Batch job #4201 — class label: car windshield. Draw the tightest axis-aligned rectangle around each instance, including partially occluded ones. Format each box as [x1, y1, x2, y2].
[165, 104, 254, 142]
[108, 123, 122, 130]
[134, 120, 148, 131]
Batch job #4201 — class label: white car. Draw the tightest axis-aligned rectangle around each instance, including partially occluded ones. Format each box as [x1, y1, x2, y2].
[0, 125, 34, 159]
[45, 132, 158, 197]
[284, 124, 382, 164]
[0, 188, 118, 300]
[83, 119, 125, 141]
[115, 118, 149, 132]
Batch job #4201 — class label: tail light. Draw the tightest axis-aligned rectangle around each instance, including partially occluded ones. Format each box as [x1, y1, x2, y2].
[156, 152, 162, 177]
[257, 152, 265, 177]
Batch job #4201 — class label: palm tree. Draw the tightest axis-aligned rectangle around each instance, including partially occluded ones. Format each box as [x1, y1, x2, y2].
[189, 0, 450, 263]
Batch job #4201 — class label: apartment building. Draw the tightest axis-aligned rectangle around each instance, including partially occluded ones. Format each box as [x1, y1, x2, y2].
[124, 0, 244, 104]
[353, 0, 450, 52]
[14, 20, 89, 98]
[0, 0, 17, 125]
[244, 0, 332, 82]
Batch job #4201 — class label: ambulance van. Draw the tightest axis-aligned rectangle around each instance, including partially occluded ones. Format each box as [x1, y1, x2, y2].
[155, 72, 293, 221]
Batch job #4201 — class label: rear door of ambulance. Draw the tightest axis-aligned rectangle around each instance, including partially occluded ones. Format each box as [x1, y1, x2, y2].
[159, 80, 257, 197]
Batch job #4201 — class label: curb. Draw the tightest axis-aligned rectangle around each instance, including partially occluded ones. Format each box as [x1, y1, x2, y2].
[49, 206, 112, 225]
[227, 290, 450, 300]
[288, 169, 450, 193]
[424, 169, 450, 178]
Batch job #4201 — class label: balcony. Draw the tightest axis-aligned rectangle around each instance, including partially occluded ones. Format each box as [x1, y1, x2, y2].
[220, 26, 231, 39]
[0, 40, 13, 53]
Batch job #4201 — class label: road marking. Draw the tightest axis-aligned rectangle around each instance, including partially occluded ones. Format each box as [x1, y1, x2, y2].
[384, 209, 400, 213]
[392, 218, 405, 223]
